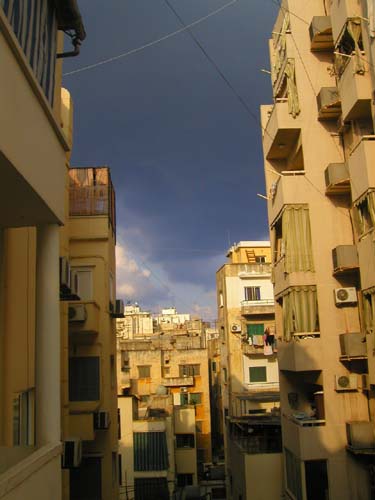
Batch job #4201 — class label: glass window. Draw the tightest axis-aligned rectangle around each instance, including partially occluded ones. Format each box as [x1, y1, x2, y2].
[249, 366, 267, 383]
[13, 390, 34, 446]
[179, 364, 200, 377]
[138, 365, 151, 378]
[189, 393, 202, 405]
[69, 357, 100, 401]
[256, 256, 266, 263]
[212, 361, 217, 372]
[244, 286, 261, 301]
[223, 367, 228, 383]
[180, 393, 189, 405]
[176, 434, 195, 448]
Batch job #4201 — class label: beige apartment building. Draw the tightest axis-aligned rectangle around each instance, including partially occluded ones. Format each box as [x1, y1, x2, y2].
[116, 302, 153, 339]
[117, 325, 212, 496]
[60, 165, 121, 500]
[216, 241, 282, 500]
[0, 2, 85, 499]
[260, 1, 375, 498]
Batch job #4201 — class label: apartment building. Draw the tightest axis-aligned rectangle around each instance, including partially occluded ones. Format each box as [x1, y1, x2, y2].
[0, 2, 85, 499]
[60, 165, 121, 499]
[216, 241, 282, 500]
[260, 1, 375, 498]
[116, 302, 153, 339]
[117, 329, 212, 491]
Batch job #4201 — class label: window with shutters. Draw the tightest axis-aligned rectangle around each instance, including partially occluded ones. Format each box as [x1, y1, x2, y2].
[138, 365, 151, 378]
[179, 364, 200, 377]
[247, 324, 264, 337]
[133, 432, 169, 471]
[69, 357, 100, 401]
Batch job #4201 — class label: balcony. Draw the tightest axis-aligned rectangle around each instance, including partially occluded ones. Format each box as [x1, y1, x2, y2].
[316, 87, 341, 120]
[348, 137, 375, 202]
[282, 415, 327, 460]
[263, 101, 302, 161]
[161, 377, 194, 387]
[309, 16, 333, 52]
[277, 337, 322, 372]
[346, 421, 375, 455]
[269, 172, 307, 224]
[330, 0, 363, 43]
[237, 263, 272, 278]
[332, 245, 359, 275]
[68, 301, 100, 344]
[324, 162, 350, 195]
[339, 333, 367, 360]
[338, 56, 372, 122]
[241, 299, 274, 316]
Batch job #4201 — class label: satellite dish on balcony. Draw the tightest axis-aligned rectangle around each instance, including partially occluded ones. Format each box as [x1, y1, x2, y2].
[156, 385, 167, 395]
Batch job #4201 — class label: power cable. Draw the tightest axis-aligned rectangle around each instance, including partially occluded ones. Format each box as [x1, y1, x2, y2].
[63, 0, 239, 76]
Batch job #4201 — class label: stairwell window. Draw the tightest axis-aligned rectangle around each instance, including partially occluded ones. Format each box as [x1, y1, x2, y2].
[244, 286, 261, 301]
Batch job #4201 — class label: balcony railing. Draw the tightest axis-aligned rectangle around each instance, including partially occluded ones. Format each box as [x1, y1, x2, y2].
[237, 263, 272, 277]
[241, 299, 275, 316]
[161, 377, 194, 387]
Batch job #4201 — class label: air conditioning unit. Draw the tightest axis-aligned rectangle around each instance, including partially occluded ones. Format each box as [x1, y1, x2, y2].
[111, 299, 125, 318]
[94, 411, 110, 430]
[181, 387, 188, 393]
[346, 421, 375, 449]
[62, 438, 82, 469]
[231, 324, 241, 333]
[335, 374, 358, 391]
[68, 304, 87, 322]
[334, 287, 357, 305]
[60, 257, 71, 292]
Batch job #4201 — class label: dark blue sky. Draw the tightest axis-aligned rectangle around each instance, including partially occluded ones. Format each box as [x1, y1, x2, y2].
[63, 0, 278, 320]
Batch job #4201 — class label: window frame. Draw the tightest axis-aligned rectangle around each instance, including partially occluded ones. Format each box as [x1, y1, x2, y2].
[249, 366, 267, 383]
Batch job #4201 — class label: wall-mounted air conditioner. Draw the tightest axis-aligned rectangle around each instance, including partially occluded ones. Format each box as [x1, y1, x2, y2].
[231, 324, 241, 333]
[334, 287, 357, 306]
[62, 438, 82, 468]
[94, 411, 110, 430]
[111, 299, 125, 318]
[68, 304, 87, 322]
[335, 374, 358, 391]
[346, 421, 375, 449]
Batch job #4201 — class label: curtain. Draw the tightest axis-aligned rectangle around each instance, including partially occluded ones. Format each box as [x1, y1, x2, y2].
[368, 191, 375, 226]
[282, 286, 318, 341]
[283, 206, 314, 273]
[347, 19, 366, 74]
[368, 0, 375, 37]
[285, 59, 300, 118]
[363, 293, 374, 334]
[272, 12, 290, 86]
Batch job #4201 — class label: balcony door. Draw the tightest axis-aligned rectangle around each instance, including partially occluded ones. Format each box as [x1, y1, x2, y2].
[305, 460, 329, 500]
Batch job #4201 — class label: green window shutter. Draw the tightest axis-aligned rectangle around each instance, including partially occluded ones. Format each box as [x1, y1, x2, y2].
[249, 366, 267, 382]
[133, 432, 169, 471]
[247, 324, 264, 337]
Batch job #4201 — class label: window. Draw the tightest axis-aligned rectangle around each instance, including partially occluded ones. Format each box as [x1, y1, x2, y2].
[13, 390, 34, 446]
[162, 366, 170, 377]
[70, 457, 102, 500]
[138, 365, 151, 378]
[134, 478, 169, 500]
[219, 292, 224, 307]
[177, 474, 193, 487]
[285, 448, 302, 500]
[72, 267, 93, 301]
[271, 206, 314, 273]
[256, 256, 266, 263]
[305, 460, 329, 500]
[244, 286, 261, 301]
[134, 432, 169, 471]
[69, 357, 100, 401]
[179, 364, 200, 377]
[176, 434, 195, 448]
[247, 324, 264, 337]
[196, 421, 203, 433]
[118, 454, 123, 486]
[249, 366, 267, 383]
[189, 393, 202, 405]
[355, 192, 375, 237]
[212, 361, 217, 372]
[223, 367, 228, 383]
[281, 286, 319, 341]
[180, 393, 189, 405]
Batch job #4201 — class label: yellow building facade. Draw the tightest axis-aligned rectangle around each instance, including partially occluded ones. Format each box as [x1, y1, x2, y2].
[261, 1, 375, 498]
[216, 241, 283, 500]
[0, 2, 85, 499]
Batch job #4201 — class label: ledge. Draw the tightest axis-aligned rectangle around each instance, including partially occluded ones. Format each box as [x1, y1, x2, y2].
[0, 442, 62, 498]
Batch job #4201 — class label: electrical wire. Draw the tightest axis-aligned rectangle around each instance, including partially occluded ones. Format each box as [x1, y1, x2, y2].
[63, 0, 239, 76]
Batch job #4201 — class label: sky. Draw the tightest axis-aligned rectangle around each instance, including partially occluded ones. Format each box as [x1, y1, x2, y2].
[62, 0, 279, 321]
